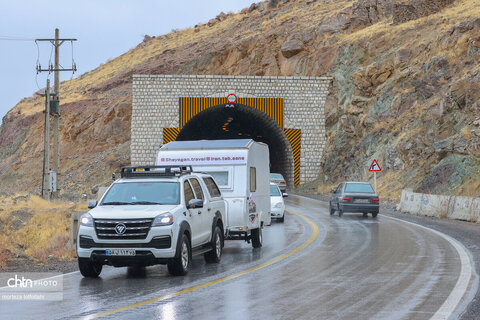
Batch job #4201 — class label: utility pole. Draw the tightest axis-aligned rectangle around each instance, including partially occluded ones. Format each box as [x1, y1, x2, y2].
[42, 80, 51, 200]
[52, 29, 60, 199]
[36, 28, 77, 199]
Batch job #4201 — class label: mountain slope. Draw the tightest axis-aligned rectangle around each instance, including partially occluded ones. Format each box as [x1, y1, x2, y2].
[1, 0, 479, 198]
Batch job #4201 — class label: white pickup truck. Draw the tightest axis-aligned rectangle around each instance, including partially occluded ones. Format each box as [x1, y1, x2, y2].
[76, 166, 226, 277]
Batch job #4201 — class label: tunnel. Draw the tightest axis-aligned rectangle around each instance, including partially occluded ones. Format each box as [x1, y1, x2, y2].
[175, 104, 294, 188]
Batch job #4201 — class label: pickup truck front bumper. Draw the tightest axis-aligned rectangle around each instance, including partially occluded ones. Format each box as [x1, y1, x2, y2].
[76, 225, 178, 263]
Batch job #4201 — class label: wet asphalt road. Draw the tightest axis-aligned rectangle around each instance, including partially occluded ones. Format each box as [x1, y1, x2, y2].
[0, 195, 476, 320]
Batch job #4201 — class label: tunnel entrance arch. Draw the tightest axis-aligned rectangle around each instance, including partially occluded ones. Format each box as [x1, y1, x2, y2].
[131, 75, 331, 188]
[176, 103, 294, 187]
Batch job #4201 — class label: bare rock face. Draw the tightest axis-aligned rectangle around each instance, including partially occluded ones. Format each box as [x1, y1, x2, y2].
[394, 49, 411, 69]
[318, 14, 350, 34]
[393, 0, 456, 24]
[268, 0, 279, 8]
[351, 0, 393, 29]
[216, 12, 228, 22]
[281, 39, 304, 58]
[207, 18, 218, 27]
[353, 61, 393, 95]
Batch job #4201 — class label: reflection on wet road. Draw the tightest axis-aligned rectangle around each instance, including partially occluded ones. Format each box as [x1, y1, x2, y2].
[0, 195, 475, 320]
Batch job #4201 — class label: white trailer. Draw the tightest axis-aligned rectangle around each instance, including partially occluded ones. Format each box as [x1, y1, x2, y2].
[156, 139, 270, 248]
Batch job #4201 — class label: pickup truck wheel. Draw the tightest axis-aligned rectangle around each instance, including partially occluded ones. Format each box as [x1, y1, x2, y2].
[338, 210, 344, 217]
[204, 226, 223, 263]
[279, 214, 285, 223]
[372, 212, 378, 218]
[78, 258, 102, 278]
[329, 204, 335, 216]
[251, 228, 262, 248]
[168, 234, 191, 276]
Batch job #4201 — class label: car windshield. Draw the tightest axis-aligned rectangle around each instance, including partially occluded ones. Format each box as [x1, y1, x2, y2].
[270, 173, 284, 180]
[270, 184, 281, 196]
[101, 182, 179, 205]
[344, 183, 375, 193]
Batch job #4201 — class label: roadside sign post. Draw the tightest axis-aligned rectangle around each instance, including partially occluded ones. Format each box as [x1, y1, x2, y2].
[368, 160, 382, 191]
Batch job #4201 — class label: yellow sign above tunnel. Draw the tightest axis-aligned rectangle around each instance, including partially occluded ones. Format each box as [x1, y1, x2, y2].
[179, 97, 284, 128]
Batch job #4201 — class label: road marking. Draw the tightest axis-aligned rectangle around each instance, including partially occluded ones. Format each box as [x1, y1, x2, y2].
[383, 215, 473, 320]
[77, 209, 319, 320]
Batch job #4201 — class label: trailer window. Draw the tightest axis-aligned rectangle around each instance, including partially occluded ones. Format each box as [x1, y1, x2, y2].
[202, 177, 221, 198]
[184, 181, 195, 204]
[189, 178, 204, 200]
[250, 167, 256, 192]
[209, 171, 229, 187]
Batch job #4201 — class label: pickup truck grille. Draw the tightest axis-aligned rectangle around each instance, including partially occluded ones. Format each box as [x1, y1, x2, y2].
[94, 219, 154, 240]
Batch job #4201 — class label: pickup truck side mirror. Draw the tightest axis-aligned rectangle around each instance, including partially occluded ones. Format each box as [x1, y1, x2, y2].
[187, 199, 203, 209]
[88, 200, 98, 209]
[330, 189, 335, 194]
[282, 192, 289, 198]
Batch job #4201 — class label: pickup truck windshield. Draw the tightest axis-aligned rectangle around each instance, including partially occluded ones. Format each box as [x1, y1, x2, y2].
[101, 182, 179, 205]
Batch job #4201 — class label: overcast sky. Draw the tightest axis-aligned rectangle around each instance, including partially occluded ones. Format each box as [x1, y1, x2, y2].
[0, 0, 255, 123]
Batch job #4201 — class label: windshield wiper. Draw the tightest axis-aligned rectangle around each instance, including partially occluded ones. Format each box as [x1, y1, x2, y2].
[101, 201, 131, 205]
[129, 201, 164, 205]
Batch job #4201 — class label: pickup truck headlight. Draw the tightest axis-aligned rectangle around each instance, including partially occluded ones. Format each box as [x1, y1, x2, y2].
[274, 202, 283, 208]
[79, 213, 93, 227]
[152, 213, 173, 226]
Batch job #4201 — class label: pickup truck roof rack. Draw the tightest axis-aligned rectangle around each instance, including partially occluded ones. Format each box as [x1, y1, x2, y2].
[120, 165, 193, 178]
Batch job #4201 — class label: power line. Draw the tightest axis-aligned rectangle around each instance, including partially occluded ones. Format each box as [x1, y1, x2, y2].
[0, 35, 36, 41]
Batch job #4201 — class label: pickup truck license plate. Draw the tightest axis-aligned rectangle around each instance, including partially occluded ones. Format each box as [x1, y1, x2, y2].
[105, 249, 136, 256]
[355, 199, 370, 203]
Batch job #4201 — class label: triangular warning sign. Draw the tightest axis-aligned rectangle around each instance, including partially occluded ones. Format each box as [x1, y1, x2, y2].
[369, 160, 382, 172]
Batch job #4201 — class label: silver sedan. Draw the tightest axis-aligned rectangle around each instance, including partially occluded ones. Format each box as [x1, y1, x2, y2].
[329, 182, 379, 218]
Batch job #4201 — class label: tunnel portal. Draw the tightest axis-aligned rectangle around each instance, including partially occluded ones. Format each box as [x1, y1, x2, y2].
[175, 104, 294, 186]
[131, 75, 331, 188]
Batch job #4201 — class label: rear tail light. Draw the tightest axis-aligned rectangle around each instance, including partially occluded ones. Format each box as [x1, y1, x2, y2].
[342, 197, 351, 202]
[280, 181, 286, 185]
[373, 198, 379, 203]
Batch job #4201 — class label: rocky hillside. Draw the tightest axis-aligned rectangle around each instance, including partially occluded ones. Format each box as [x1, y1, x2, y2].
[1, 0, 479, 199]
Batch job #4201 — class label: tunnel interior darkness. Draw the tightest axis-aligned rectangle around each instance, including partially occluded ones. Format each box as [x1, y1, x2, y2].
[175, 104, 294, 187]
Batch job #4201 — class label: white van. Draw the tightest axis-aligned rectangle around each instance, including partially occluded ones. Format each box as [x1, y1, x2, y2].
[156, 139, 270, 248]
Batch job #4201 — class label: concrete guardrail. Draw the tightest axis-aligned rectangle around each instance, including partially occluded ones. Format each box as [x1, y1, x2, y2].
[398, 190, 480, 223]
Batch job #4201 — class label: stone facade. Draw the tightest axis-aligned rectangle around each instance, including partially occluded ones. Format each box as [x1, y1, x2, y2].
[131, 75, 331, 186]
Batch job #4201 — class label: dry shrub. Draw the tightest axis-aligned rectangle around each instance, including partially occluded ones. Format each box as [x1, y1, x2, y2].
[3, 194, 81, 261]
[0, 237, 10, 268]
[31, 233, 74, 262]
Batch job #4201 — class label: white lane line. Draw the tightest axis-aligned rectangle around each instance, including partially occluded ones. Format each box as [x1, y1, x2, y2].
[290, 194, 476, 320]
[383, 215, 474, 320]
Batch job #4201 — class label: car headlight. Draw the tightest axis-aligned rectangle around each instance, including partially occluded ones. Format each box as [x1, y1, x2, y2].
[152, 213, 173, 226]
[79, 213, 93, 227]
[274, 202, 283, 208]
